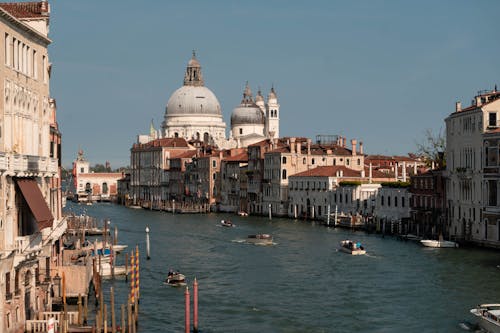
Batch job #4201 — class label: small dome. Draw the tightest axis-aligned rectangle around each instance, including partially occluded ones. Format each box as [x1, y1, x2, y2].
[255, 89, 264, 103]
[166, 86, 222, 116]
[231, 105, 265, 126]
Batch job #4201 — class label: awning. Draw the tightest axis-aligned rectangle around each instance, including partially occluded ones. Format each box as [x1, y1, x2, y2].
[15, 178, 54, 230]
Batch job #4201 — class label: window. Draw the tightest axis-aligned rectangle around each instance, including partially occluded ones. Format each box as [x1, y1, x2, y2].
[282, 169, 287, 180]
[4, 33, 9, 66]
[33, 50, 37, 79]
[346, 159, 350, 166]
[239, 128, 243, 135]
[5, 272, 10, 298]
[303, 157, 306, 164]
[212, 160, 216, 168]
[357, 158, 361, 166]
[388, 196, 391, 206]
[102, 183, 108, 194]
[489, 112, 497, 127]
[312, 158, 315, 165]
[394, 196, 398, 207]
[402, 197, 405, 207]
[42, 55, 47, 83]
[381, 196, 384, 206]
[282, 157, 287, 164]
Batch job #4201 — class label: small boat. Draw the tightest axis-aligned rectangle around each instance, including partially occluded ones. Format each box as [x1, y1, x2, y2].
[220, 220, 235, 227]
[112, 244, 128, 253]
[165, 271, 186, 287]
[338, 240, 366, 255]
[98, 263, 127, 278]
[247, 234, 273, 245]
[238, 211, 248, 217]
[420, 239, 458, 248]
[470, 304, 500, 333]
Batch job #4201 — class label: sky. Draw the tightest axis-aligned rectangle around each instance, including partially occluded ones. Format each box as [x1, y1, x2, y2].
[46, 0, 500, 168]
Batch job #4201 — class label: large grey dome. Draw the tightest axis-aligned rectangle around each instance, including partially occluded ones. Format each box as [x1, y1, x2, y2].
[166, 85, 222, 116]
[231, 105, 265, 126]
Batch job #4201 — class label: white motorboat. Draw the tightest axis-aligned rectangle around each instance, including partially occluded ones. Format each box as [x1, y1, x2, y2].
[112, 244, 128, 253]
[247, 234, 273, 245]
[338, 240, 366, 255]
[470, 304, 500, 333]
[238, 211, 248, 217]
[98, 263, 127, 277]
[220, 220, 235, 227]
[420, 239, 458, 248]
[165, 271, 186, 287]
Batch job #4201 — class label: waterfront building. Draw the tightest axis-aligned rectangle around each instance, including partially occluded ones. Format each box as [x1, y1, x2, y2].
[0, 2, 67, 332]
[72, 150, 123, 202]
[483, 128, 500, 247]
[246, 138, 283, 215]
[116, 172, 131, 205]
[219, 149, 248, 212]
[130, 137, 195, 207]
[167, 150, 197, 202]
[409, 169, 446, 238]
[374, 184, 411, 234]
[445, 87, 500, 246]
[263, 136, 365, 217]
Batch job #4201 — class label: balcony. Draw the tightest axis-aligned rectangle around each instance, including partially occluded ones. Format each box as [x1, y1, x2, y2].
[14, 233, 42, 267]
[0, 153, 58, 176]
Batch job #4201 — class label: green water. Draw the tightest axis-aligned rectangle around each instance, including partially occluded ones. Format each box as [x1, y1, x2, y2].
[66, 202, 500, 332]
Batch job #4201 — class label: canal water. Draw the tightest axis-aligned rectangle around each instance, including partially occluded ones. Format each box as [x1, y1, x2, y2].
[65, 202, 500, 333]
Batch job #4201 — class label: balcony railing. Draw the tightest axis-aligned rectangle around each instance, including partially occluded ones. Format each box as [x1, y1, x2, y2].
[15, 233, 42, 255]
[0, 153, 58, 175]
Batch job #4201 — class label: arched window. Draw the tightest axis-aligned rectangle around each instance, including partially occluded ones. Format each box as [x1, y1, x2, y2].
[333, 158, 336, 166]
[239, 128, 243, 135]
[346, 159, 350, 166]
[312, 158, 315, 165]
[282, 169, 287, 180]
[85, 183, 91, 193]
[174, 132, 179, 138]
[357, 158, 361, 166]
[303, 157, 306, 164]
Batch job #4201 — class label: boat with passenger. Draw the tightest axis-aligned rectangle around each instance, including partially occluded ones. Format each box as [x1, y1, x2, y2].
[470, 304, 500, 333]
[165, 270, 187, 287]
[338, 240, 366, 255]
[247, 234, 273, 245]
[220, 220, 235, 227]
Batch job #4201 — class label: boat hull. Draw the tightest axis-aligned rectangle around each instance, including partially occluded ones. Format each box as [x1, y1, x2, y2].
[420, 240, 458, 248]
[338, 246, 366, 255]
[471, 306, 500, 333]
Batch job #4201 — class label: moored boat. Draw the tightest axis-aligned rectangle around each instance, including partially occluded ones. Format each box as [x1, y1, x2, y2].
[238, 211, 248, 217]
[339, 240, 366, 255]
[247, 234, 273, 245]
[420, 239, 458, 248]
[165, 270, 186, 287]
[470, 304, 500, 333]
[220, 219, 235, 227]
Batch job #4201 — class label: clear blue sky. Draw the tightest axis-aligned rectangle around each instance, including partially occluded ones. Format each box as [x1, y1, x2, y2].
[47, 0, 500, 168]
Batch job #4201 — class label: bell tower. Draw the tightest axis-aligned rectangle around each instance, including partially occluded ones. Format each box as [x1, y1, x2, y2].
[265, 86, 280, 139]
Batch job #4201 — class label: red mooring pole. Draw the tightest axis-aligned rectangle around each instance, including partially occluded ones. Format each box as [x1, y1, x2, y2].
[193, 278, 198, 333]
[185, 287, 190, 333]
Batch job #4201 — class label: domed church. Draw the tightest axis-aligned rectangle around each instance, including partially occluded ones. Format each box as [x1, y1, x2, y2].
[160, 52, 280, 149]
[230, 83, 280, 147]
[161, 52, 227, 146]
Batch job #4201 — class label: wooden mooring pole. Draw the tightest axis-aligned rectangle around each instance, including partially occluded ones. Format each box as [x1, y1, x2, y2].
[193, 278, 199, 333]
[185, 287, 190, 333]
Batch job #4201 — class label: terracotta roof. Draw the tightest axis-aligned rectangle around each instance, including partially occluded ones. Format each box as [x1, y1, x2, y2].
[78, 173, 123, 178]
[133, 137, 190, 149]
[170, 150, 197, 159]
[224, 152, 248, 162]
[0, 2, 48, 18]
[291, 166, 361, 178]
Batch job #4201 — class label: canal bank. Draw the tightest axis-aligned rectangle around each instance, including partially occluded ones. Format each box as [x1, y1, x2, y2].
[65, 201, 500, 333]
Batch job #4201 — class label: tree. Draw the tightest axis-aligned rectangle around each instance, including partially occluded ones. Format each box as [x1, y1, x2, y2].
[415, 128, 446, 169]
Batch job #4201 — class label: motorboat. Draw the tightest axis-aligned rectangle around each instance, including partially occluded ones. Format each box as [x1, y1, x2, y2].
[338, 240, 366, 255]
[420, 239, 458, 248]
[470, 304, 500, 333]
[220, 220, 235, 227]
[165, 271, 186, 287]
[247, 234, 273, 245]
[112, 244, 128, 253]
[401, 234, 422, 242]
[238, 211, 248, 217]
[98, 263, 127, 278]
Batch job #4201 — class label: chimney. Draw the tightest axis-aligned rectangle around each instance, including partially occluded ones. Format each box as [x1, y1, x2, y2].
[359, 141, 364, 155]
[351, 139, 357, 156]
[476, 96, 482, 107]
[402, 161, 407, 182]
[369, 163, 373, 184]
[290, 137, 296, 154]
[297, 141, 302, 155]
[307, 139, 311, 155]
[455, 101, 462, 112]
[343, 136, 347, 147]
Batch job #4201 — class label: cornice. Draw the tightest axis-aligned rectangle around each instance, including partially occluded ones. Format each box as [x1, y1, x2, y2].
[0, 7, 51, 46]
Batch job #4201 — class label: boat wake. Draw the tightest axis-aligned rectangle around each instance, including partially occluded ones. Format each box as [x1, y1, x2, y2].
[231, 239, 247, 243]
[458, 321, 479, 331]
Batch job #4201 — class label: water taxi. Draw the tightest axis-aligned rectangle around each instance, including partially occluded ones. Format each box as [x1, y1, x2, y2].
[470, 304, 500, 333]
[338, 240, 366, 255]
[420, 239, 458, 248]
[247, 234, 273, 245]
[220, 220, 235, 227]
[165, 270, 187, 287]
